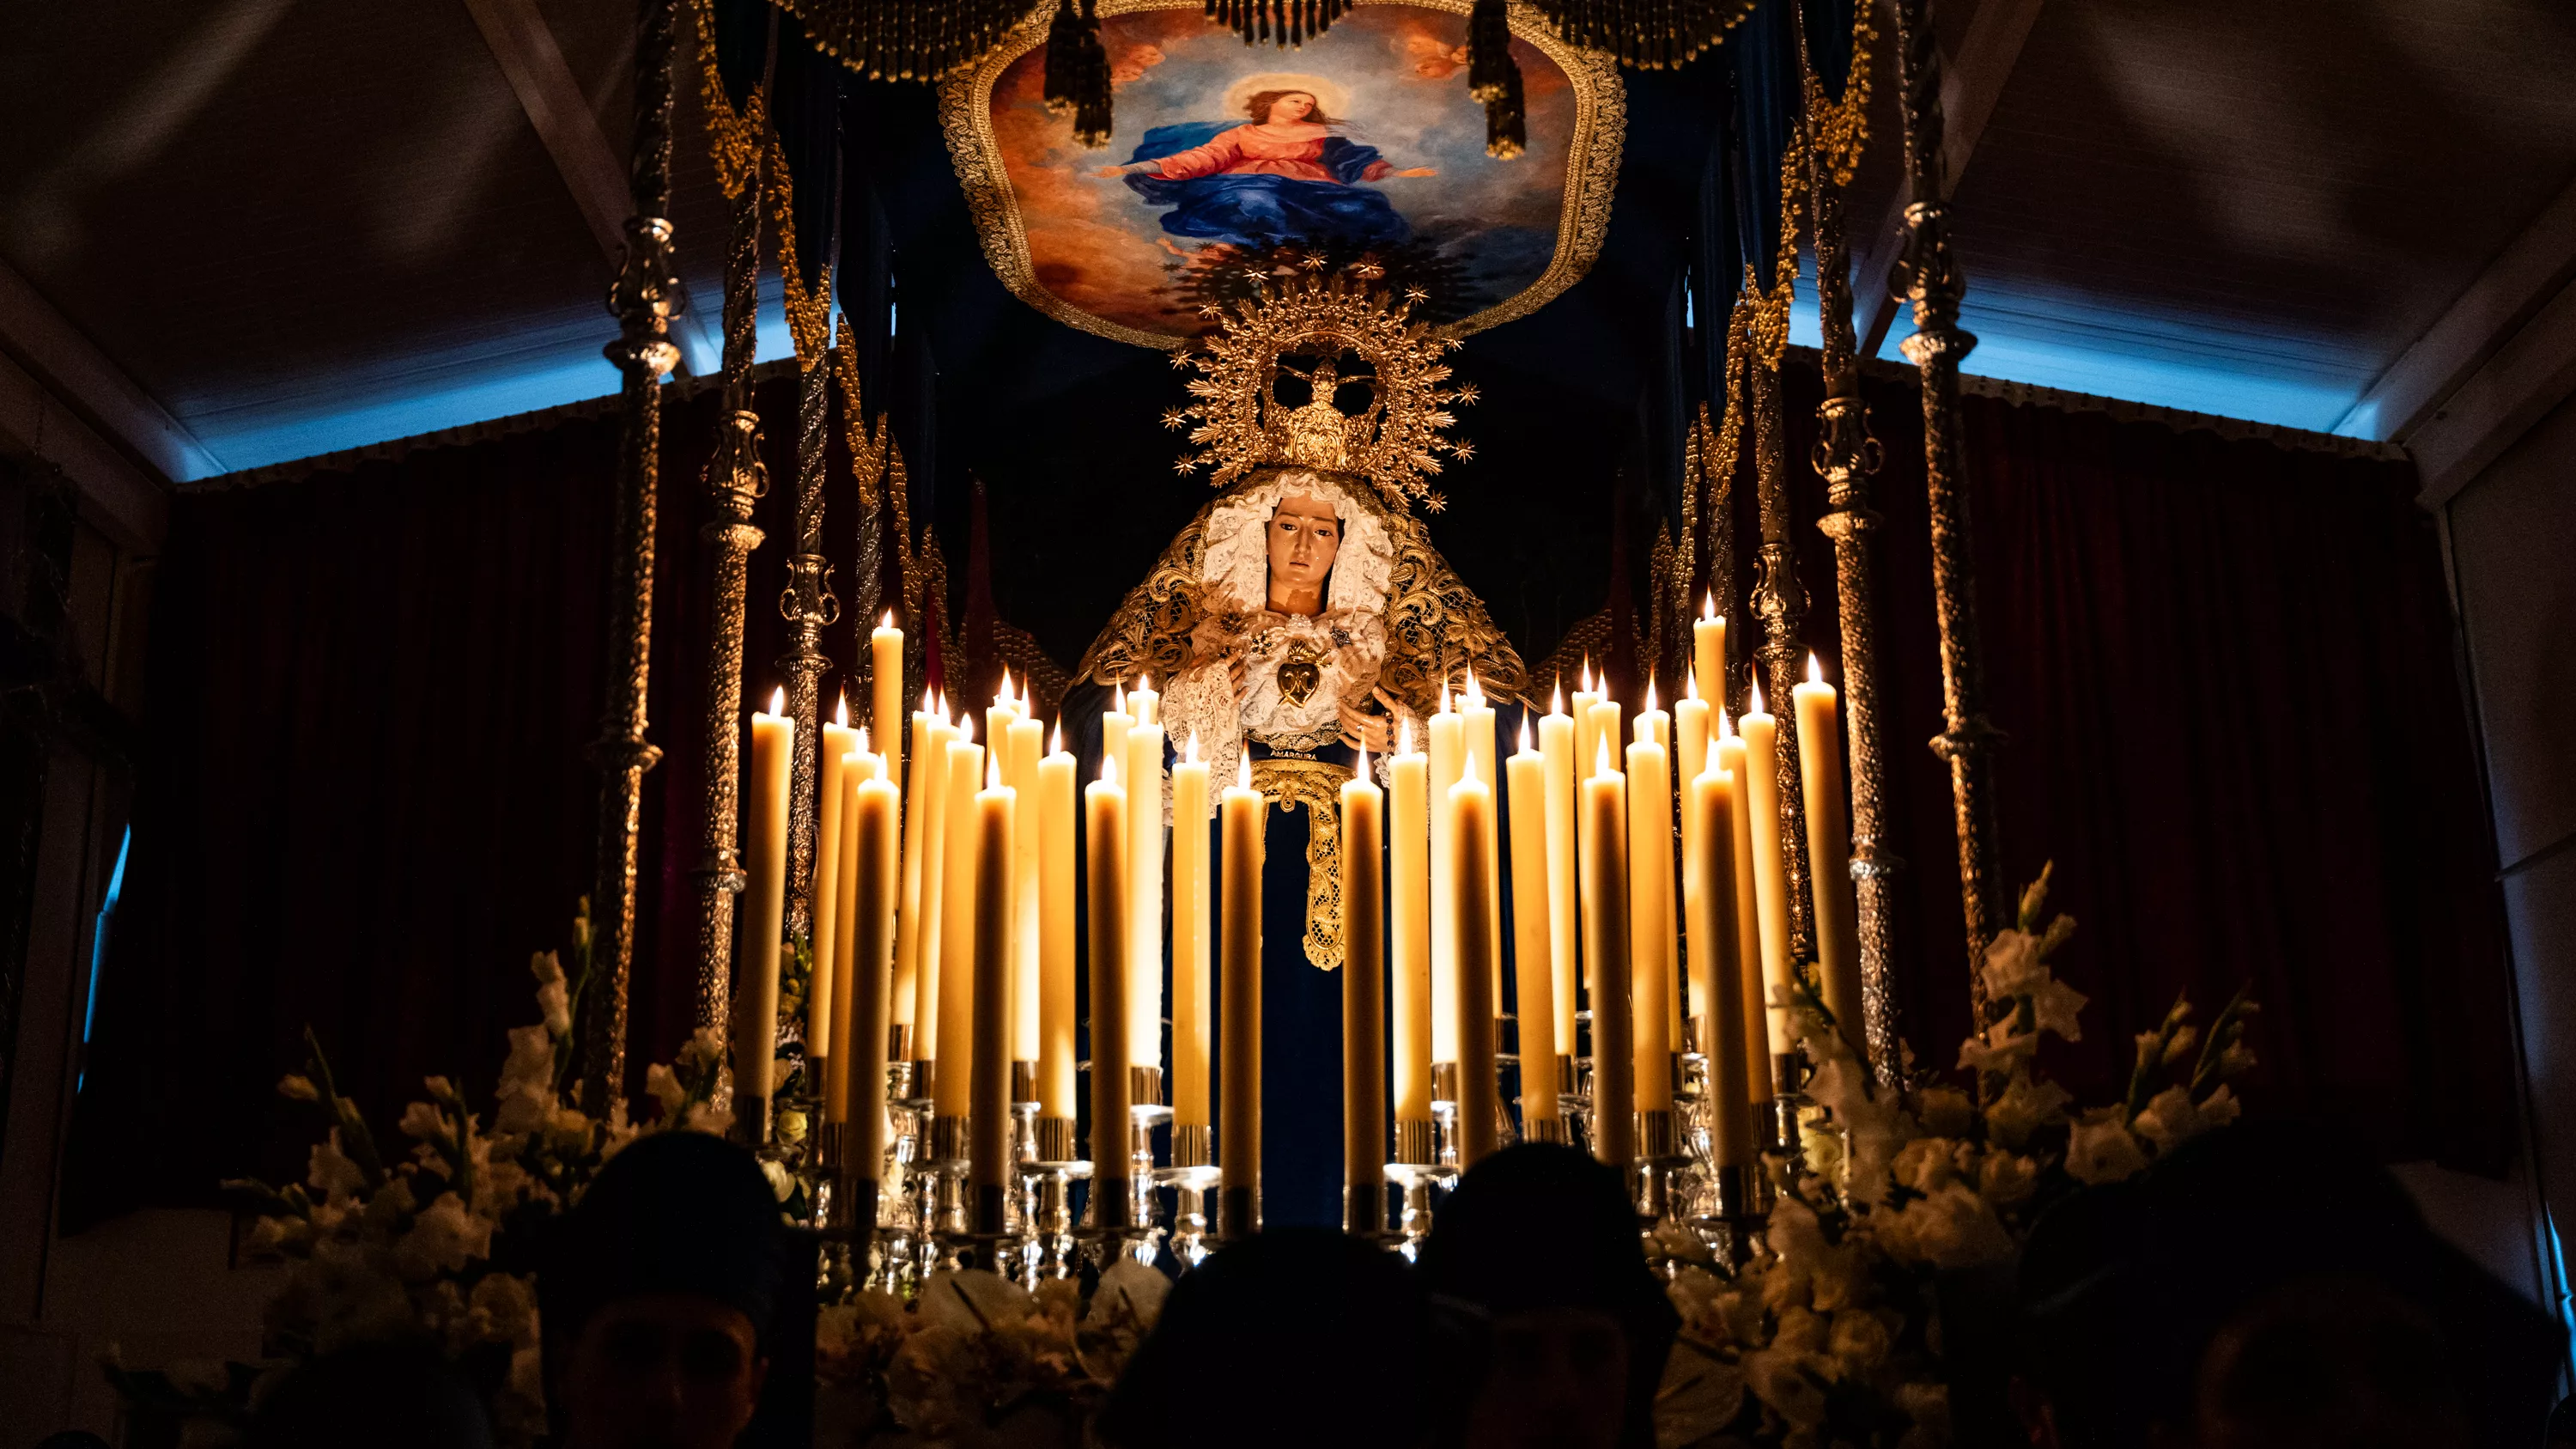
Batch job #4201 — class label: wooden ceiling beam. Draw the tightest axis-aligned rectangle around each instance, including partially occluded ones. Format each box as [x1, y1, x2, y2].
[2406, 271, 2576, 509]
[2337, 175, 2576, 448]
[0, 256, 220, 484]
[462, 0, 724, 378]
[1852, 0, 2049, 362]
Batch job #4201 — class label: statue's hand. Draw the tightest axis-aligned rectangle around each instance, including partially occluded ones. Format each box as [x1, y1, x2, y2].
[1095, 165, 1130, 179]
[1393, 167, 1437, 178]
[1339, 693, 1393, 753]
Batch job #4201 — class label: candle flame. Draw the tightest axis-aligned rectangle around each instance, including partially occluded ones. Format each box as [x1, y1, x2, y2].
[1139, 672, 1153, 693]
[1355, 739, 1370, 781]
[1185, 731, 1200, 764]
[856, 724, 870, 754]
[883, 609, 895, 629]
[1052, 719, 1064, 754]
[834, 691, 848, 728]
[1749, 678, 1765, 715]
[1551, 677, 1564, 715]
[1595, 734, 1612, 776]
[1114, 681, 1127, 713]
[1239, 752, 1253, 790]
[1644, 674, 1658, 714]
[1462, 667, 1482, 705]
[999, 667, 1014, 704]
[959, 711, 975, 744]
[1807, 652, 1825, 685]
[1519, 716, 1533, 753]
[768, 685, 784, 715]
[1686, 666, 1700, 703]
[1703, 590, 1716, 621]
[1440, 678, 1453, 715]
[1718, 706, 1735, 741]
[921, 686, 935, 713]
[1399, 717, 1413, 755]
[1581, 654, 1594, 692]
[1103, 753, 1119, 786]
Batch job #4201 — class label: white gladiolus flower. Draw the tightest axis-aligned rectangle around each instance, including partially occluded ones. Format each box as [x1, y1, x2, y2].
[1983, 1074, 2072, 1148]
[398, 1100, 447, 1142]
[2064, 1113, 2150, 1185]
[537, 976, 572, 1039]
[1881, 1182, 2014, 1270]
[1979, 928, 2047, 1000]
[394, 1192, 493, 1281]
[277, 1074, 319, 1101]
[307, 1131, 368, 1199]
[2031, 977, 2088, 1042]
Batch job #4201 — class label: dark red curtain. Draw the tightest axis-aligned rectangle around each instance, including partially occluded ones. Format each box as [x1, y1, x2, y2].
[64, 360, 2516, 1226]
[1774, 368, 2516, 1172]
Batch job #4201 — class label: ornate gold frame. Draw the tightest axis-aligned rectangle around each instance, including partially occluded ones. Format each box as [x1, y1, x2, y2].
[938, 0, 1625, 350]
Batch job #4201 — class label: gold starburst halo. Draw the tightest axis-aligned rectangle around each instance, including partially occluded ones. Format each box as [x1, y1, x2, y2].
[1168, 267, 1473, 512]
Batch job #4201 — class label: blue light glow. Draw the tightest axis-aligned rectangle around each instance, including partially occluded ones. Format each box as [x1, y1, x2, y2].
[78, 824, 131, 1093]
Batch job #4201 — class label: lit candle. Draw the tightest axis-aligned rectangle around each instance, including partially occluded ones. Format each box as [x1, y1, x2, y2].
[810, 697, 863, 1065]
[934, 718, 983, 1119]
[823, 738, 872, 1123]
[969, 752, 1015, 1220]
[1580, 736, 1633, 1168]
[1009, 696, 1045, 1075]
[1688, 762, 1756, 1166]
[736, 689, 793, 1124]
[1717, 712, 1778, 1069]
[1741, 682, 1797, 1057]
[1390, 722, 1432, 1129]
[1130, 672, 1160, 728]
[1341, 744, 1387, 1207]
[1452, 770, 1501, 1166]
[1428, 685, 1463, 1068]
[1571, 659, 1605, 804]
[1676, 672, 1711, 1052]
[892, 692, 936, 1054]
[1220, 751, 1265, 1233]
[1625, 728, 1675, 1113]
[872, 612, 905, 795]
[1085, 756, 1132, 1218]
[1038, 722, 1078, 1122]
[845, 762, 901, 1192]
[1126, 702, 1167, 1081]
[1795, 654, 1863, 1044]
[1539, 685, 1579, 1062]
[1692, 596, 1726, 715]
[1170, 734, 1212, 1128]
[1506, 724, 1560, 1129]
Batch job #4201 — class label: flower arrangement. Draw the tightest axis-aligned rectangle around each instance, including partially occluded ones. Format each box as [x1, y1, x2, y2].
[1655, 868, 2259, 1449]
[112, 904, 740, 1447]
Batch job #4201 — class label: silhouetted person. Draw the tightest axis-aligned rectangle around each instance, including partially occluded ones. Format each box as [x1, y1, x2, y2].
[244, 1341, 495, 1449]
[539, 1131, 811, 1449]
[2014, 1121, 2564, 1448]
[1100, 1227, 1435, 1449]
[1418, 1143, 1678, 1449]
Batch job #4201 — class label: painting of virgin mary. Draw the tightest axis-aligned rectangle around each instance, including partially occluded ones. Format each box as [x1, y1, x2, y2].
[1095, 75, 1437, 250]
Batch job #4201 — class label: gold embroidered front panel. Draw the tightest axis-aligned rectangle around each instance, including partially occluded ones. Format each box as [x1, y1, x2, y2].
[1251, 758, 1350, 972]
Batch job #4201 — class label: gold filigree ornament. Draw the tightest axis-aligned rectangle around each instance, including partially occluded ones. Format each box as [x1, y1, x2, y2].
[1166, 265, 1477, 514]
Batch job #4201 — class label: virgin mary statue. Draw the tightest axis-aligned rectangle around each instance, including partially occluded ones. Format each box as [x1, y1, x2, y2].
[1067, 270, 1526, 1228]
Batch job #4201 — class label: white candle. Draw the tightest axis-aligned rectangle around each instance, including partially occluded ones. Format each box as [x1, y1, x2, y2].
[1795, 654, 1862, 1044]
[871, 613, 904, 799]
[1428, 686, 1463, 1068]
[1461, 670, 1502, 1010]
[892, 695, 936, 1050]
[1625, 732, 1675, 1112]
[1009, 699, 1045, 1074]
[1126, 709, 1167, 1081]
[1390, 723, 1432, 1126]
[1039, 724, 1078, 1121]
[1634, 679, 1679, 1056]
[810, 701, 863, 1062]
[912, 703, 957, 1070]
[1539, 686, 1578, 1061]
[1717, 715, 1779, 1068]
[846, 766, 900, 1182]
[1741, 683, 1796, 1057]
[934, 722, 983, 1118]
[1452, 771, 1500, 1166]
[1692, 598, 1726, 715]
[1342, 746, 1387, 1196]
[823, 742, 872, 1123]
[736, 690, 793, 1120]
[1171, 734, 1212, 1127]
[1220, 752, 1265, 1230]
[1676, 673, 1711, 1047]
[1085, 757, 1132, 1214]
[1505, 728, 1559, 1128]
[1580, 736, 1632, 1168]
[1689, 764, 1755, 1166]
[969, 753, 1014, 1207]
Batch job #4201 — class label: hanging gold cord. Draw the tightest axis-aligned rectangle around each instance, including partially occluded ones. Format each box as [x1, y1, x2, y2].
[687, 0, 830, 363]
[1043, 0, 1113, 148]
[829, 314, 918, 603]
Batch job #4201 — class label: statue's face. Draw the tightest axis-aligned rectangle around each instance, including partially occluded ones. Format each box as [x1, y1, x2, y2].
[1267, 493, 1341, 597]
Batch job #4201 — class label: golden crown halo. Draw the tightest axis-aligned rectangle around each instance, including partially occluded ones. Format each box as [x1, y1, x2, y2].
[1160, 257, 1479, 513]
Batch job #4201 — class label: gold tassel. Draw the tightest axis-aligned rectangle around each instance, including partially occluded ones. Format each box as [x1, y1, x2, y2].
[1205, 0, 1352, 49]
[1043, 0, 1112, 146]
[1467, 0, 1523, 158]
[773, 0, 1039, 82]
[1520, 0, 1758, 71]
[1484, 60, 1526, 159]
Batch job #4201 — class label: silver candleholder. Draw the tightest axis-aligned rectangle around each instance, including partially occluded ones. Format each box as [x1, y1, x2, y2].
[1384, 1117, 1448, 1260]
[1156, 1123, 1221, 1266]
[1633, 1107, 1689, 1225]
[1019, 1116, 1089, 1282]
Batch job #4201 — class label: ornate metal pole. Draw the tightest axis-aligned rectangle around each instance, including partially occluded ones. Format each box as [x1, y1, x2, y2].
[1892, 0, 2006, 1014]
[778, 352, 839, 945]
[694, 158, 769, 1035]
[1798, 15, 1902, 1080]
[1747, 353, 1817, 967]
[584, 0, 680, 1100]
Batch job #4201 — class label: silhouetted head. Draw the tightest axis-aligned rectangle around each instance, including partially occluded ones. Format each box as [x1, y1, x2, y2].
[1101, 1227, 1432, 1449]
[1419, 1143, 1678, 1449]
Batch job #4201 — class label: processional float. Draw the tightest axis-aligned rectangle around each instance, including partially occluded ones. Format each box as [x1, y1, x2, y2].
[574, 0, 2009, 1286]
